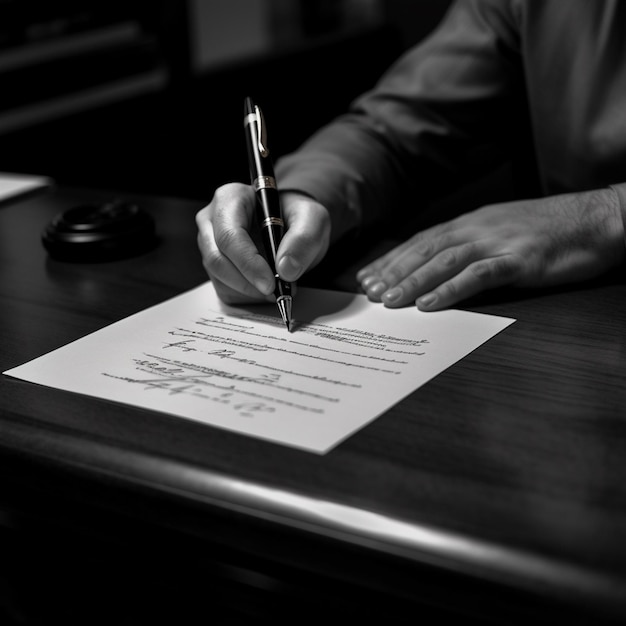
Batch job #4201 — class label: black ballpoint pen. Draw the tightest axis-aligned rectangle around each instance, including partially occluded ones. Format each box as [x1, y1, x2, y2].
[243, 96, 293, 331]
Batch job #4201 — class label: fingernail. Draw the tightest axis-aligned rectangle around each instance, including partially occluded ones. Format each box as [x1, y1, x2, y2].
[417, 293, 437, 309]
[361, 275, 380, 289]
[367, 281, 387, 297]
[356, 269, 370, 281]
[254, 278, 275, 295]
[278, 255, 302, 281]
[382, 287, 402, 304]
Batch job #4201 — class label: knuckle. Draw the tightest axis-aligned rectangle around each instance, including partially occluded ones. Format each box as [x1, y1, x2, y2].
[413, 232, 451, 260]
[205, 245, 224, 268]
[438, 280, 459, 301]
[366, 260, 386, 275]
[414, 237, 434, 257]
[210, 186, 229, 208]
[240, 254, 264, 279]
[439, 248, 457, 268]
[471, 256, 520, 284]
[397, 273, 420, 295]
[471, 260, 494, 280]
[195, 206, 209, 227]
[213, 227, 240, 253]
[385, 263, 411, 285]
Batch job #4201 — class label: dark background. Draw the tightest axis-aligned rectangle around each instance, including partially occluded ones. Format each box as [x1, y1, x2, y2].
[0, 0, 453, 201]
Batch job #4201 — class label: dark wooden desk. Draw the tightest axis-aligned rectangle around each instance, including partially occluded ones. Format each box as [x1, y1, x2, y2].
[1, 185, 626, 625]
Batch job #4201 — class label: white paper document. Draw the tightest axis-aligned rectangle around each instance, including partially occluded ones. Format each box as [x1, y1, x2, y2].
[4, 282, 515, 454]
[0, 171, 51, 203]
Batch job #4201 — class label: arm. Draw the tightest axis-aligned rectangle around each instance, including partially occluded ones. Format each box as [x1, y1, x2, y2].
[279, 0, 626, 309]
[197, 0, 626, 308]
[275, 0, 526, 244]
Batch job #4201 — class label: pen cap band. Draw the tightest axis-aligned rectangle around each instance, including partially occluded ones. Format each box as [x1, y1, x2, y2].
[260, 216, 284, 228]
[254, 176, 277, 191]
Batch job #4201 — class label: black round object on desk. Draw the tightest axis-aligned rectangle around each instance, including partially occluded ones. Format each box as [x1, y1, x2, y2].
[42, 199, 157, 262]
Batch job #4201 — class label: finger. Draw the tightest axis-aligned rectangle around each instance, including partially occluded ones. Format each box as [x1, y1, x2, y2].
[209, 274, 274, 306]
[212, 185, 276, 294]
[198, 184, 276, 297]
[379, 240, 480, 307]
[416, 254, 523, 311]
[359, 229, 454, 301]
[277, 197, 331, 282]
[356, 239, 413, 282]
[356, 243, 417, 300]
[196, 219, 271, 302]
[357, 219, 452, 278]
[212, 217, 275, 295]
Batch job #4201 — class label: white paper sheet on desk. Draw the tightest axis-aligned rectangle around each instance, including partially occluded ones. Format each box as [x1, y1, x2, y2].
[3, 282, 515, 454]
[0, 172, 51, 203]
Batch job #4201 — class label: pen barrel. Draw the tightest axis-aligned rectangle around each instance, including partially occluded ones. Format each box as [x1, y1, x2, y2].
[254, 189, 292, 300]
[243, 98, 292, 305]
[257, 188, 283, 267]
[260, 219, 292, 300]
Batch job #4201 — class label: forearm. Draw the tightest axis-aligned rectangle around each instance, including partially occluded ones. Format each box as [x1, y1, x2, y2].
[275, 116, 417, 245]
[276, 0, 524, 245]
[610, 183, 626, 251]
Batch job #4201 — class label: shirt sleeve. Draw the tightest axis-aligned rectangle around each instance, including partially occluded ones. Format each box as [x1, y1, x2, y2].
[610, 183, 626, 249]
[275, 0, 524, 243]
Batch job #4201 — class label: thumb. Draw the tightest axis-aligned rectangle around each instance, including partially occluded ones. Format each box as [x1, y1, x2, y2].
[277, 193, 331, 282]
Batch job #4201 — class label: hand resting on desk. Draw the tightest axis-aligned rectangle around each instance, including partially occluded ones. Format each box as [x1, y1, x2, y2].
[357, 188, 625, 311]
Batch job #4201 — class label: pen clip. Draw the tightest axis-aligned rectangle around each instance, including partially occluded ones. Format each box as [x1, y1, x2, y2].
[255, 105, 270, 158]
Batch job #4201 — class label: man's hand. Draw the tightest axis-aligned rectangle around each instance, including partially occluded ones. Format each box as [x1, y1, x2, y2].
[196, 183, 331, 304]
[357, 189, 624, 310]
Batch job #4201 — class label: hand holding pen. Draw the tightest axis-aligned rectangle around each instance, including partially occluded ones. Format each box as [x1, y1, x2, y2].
[194, 109, 332, 316]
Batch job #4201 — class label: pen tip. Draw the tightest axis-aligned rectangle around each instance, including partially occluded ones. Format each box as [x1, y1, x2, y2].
[276, 296, 292, 333]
